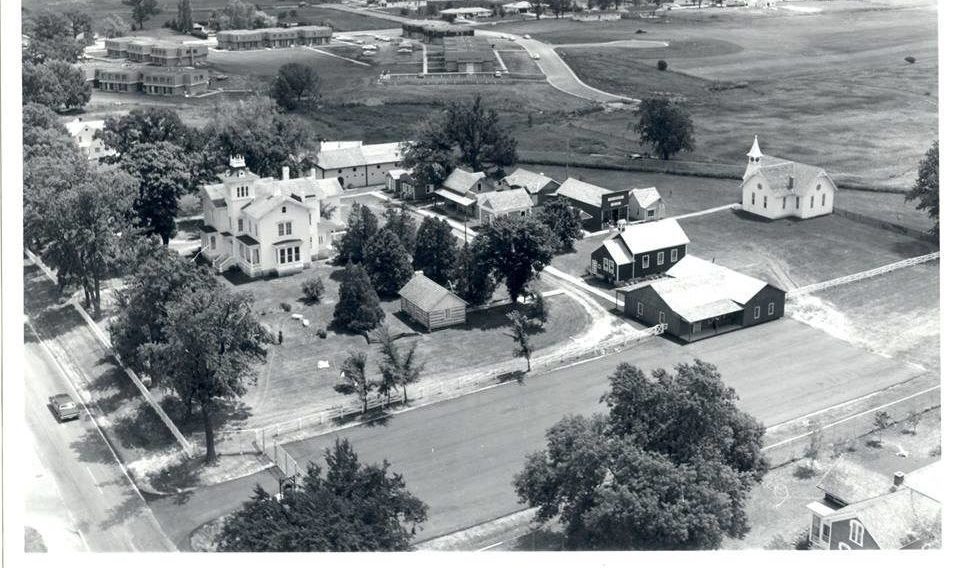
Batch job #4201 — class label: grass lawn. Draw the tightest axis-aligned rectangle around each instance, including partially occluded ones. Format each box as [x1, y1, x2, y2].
[550, 234, 607, 280]
[224, 263, 590, 429]
[836, 190, 935, 234]
[799, 261, 940, 372]
[498, 50, 544, 76]
[268, 6, 399, 31]
[679, 209, 937, 289]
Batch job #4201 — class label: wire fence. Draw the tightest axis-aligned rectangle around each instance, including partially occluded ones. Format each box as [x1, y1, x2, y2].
[787, 252, 940, 298]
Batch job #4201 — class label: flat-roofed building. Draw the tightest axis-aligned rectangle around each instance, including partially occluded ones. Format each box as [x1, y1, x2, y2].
[94, 65, 143, 93]
[217, 29, 266, 51]
[216, 26, 332, 50]
[401, 20, 474, 44]
[149, 42, 208, 67]
[141, 67, 209, 96]
[124, 38, 156, 62]
[105, 37, 133, 58]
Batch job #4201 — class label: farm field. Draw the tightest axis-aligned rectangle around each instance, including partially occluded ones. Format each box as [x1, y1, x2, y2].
[679, 209, 937, 289]
[494, 0, 938, 190]
[796, 261, 940, 372]
[223, 263, 591, 429]
[22, 0, 296, 30]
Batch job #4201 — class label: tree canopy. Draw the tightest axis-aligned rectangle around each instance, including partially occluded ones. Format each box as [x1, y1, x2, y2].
[23, 60, 91, 112]
[216, 439, 428, 551]
[382, 206, 418, 254]
[413, 216, 459, 286]
[117, 141, 195, 244]
[363, 228, 414, 297]
[535, 197, 583, 252]
[332, 263, 385, 334]
[122, 0, 162, 30]
[176, 0, 194, 34]
[453, 241, 496, 306]
[333, 202, 380, 265]
[632, 97, 696, 160]
[472, 216, 555, 302]
[209, 0, 277, 30]
[514, 360, 767, 550]
[906, 140, 938, 236]
[271, 62, 323, 111]
[22, 9, 88, 63]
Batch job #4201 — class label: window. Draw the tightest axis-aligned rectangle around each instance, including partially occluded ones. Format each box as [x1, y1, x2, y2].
[763, 196, 768, 209]
[591, 259, 599, 274]
[817, 183, 822, 191]
[210, 235, 216, 250]
[693, 322, 701, 333]
[238, 219, 244, 233]
[236, 186, 249, 198]
[636, 302, 643, 317]
[278, 246, 301, 264]
[821, 522, 831, 543]
[658, 311, 666, 324]
[647, 208, 656, 218]
[812, 517, 822, 541]
[641, 255, 650, 269]
[810, 195, 815, 208]
[782, 197, 786, 209]
[253, 249, 259, 264]
[822, 193, 827, 207]
[443, 308, 451, 319]
[796, 196, 801, 209]
[757, 183, 763, 190]
[838, 543, 851, 550]
[657, 251, 664, 265]
[602, 258, 615, 274]
[751, 192, 756, 205]
[670, 248, 678, 262]
[768, 302, 775, 315]
[753, 306, 760, 319]
[278, 221, 292, 236]
[849, 520, 864, 546]
[282, 206, 287, 214]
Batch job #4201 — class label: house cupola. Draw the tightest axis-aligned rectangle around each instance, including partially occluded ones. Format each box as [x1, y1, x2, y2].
[229, 154, 247, 169]
[743, 135, 764, 180]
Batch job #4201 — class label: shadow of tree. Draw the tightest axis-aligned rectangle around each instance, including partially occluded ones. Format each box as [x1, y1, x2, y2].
[512, 527, 565, 551]
[111, 402, 178, 452]
[159, 395, 253, 435]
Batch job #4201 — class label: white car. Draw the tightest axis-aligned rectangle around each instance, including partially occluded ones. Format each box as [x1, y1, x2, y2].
[523, 34, 531, 39]
[361, 44, 379, 51]
[531, 53, 540, 60]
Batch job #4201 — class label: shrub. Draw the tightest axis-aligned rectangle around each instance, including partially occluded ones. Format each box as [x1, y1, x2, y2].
[316, 328, 327, 339]
[280, 302, 292, 312]
[793, 462, 818, 479]
[657, 60, 668, 71]
[905, 56, 916, 64]
[301, 276, 325, 303]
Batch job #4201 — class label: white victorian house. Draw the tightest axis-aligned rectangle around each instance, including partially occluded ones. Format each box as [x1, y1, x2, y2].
[200, 156, 343, 277]
[740, 136, 836, 220]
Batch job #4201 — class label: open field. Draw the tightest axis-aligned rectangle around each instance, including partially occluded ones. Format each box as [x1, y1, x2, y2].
[23, 0, 296, 30]
[222, 263, 590, 429]
[680, 209, 936, 289]
[262, 6, 399, 31]
[794, 261, 940, 372]
[491, 0, 938, 190]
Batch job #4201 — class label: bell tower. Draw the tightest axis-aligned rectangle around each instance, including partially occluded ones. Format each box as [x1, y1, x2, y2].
[744, 135, 764, 180]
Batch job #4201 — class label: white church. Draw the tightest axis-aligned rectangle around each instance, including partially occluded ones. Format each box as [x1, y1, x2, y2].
[740, 136, 836, 220]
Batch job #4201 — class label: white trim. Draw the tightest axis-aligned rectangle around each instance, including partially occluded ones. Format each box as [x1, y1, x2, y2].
[849, 520, 864, 546]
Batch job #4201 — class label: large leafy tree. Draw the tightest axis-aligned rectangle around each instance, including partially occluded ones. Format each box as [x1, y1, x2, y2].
[142, 285, 267, 463]
[382, 206, 418, 254]
[117, 141, 195, 244]
[535, 197, 583, 252]
[333, 202, 379, 265]
[906, 140, 939, 236]
[22, 60, 91, 112]
[412, 216, 459, 285]
[363, 228, 414, 297]
[332, 263, 385, 334]
[217, 439, 427, 551]
[110, 238, 218, 376]
[203, 96, 316, 178]
[514, 360, 767, 550]
[38, 170, 139, 316]
[209, 0, 277, 31]
[473, 216, 555, 303]
[374, 325, 425, 405]
[400, 117, 456, 194]
[453, 241, 496, 306]
[100, 108, 194, 159]
[176, 0, 194, 33]
[271, 62, 322, 111]
[632, 97, 696, 160]
[122, 0, 162, 30]
[22, 10, 86, 63]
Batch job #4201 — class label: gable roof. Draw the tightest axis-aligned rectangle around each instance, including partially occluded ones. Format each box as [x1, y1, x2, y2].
[399, 272, 466, 311]
[817, 457, 893, 505]
[824, 489, 940, 549]
[616, 218, 689, 256]
[746, 156, 831, 195]
[556, 178, 612, 207]
[629, 187, 662, 209]
[503, 168, 558, 194]
[204, 172, 343, 219]
[477, 188, 534, 212]
[315, 142, 403, 170]
[443, 168, 486, 194]
[64, 119, 105, 137]
[243, 195, 311, 220]
[603, 238, 632, 266]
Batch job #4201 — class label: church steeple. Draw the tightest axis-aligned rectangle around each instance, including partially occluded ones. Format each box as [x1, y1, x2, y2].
[744, 136, 764, 180]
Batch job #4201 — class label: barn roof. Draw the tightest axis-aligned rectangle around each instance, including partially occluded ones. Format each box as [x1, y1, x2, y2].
[477, 188, 534, 212]
[315, 142, 403, 170]
[399, 272, 466, 311]
[629, 186, 662, 208]
[503, 168, 558, 194]
[556, 178, 612, 207]
[442, 168, 486, 194]
[616, 218, 689, 256]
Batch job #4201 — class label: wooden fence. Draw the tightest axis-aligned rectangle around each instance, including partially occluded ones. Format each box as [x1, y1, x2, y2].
[787, 252, 940, 298]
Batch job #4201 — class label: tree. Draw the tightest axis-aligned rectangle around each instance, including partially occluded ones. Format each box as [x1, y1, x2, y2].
[100, 107, 196, 160]
[400, 119, 456, 194]
[22, 60, 91, 112]
[99, 13, 130, 38]
[335, 351, 375, 413]
[531, 0, 546, 19]
[905, 140, 938, 235]
[122, 0, 162, 30]
[333, 202, 379, 265]
[301, 276, 325, 304]
[632, 97, 696, 160]
[176, 0, 194, 33]
[110, 238, 218, 377]
[374, 326, 425, 405]
[873, 410, 893, 445]
[412, 216, 459, 285]
[382, 206, 418, 254]
[209, 0, 277, 30]
[363, 229, 414, 297]
[534, 197, 582, 251]
[203, 96, 316, 178]
[548, 0, 572, 18]
[117, 141, 195, 244]
[473, 216, 555, 302]
[38, 170, 139, 317]
[332, 263, 384, 333]
[506, 310, 533, 372]
[453, 241, 496, 306]
[271, 62, 323, 111]
[905, 409, 923, 435]
[216, 439, 427, 551]
[23, 10, 85, 63]
[514, 360, 767, 549]
[142, 285, 267, 463]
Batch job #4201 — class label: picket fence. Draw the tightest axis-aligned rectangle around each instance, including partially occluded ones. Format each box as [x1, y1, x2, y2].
[787, 252, 940, 297]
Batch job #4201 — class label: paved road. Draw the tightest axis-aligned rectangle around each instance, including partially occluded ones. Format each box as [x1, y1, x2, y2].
[24, 326, 176, 552]
[281, 318, 928, 542]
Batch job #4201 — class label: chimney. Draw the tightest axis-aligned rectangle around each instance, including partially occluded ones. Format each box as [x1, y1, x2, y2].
[282, 166, 290, 181]
[893, 471, 905, 487]
[414, 270, 423, 276]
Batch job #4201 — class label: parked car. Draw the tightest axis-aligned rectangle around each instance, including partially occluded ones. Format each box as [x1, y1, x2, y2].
[523, 34, 531, 39]
[49, 393, 80, 422]
[362, 44, 379, 51]
[494, 70, 502, 78]
[531, 53, 540, 60]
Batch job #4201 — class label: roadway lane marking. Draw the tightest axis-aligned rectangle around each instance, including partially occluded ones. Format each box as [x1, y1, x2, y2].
[85, 467, 104, 494]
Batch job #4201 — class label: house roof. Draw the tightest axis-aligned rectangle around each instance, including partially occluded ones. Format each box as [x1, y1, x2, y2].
[273, 238, 303, 246]
[443, 168, 486, 194]
[244, 195, 310, 220]
[556, 178, 612, 207]
[603, 239, 632, 266]
[823, 489, 940, 549]
[434, 188, 476, 207]
[615, 218, 689, 256]
[64, 119, 105, 137]
[315, 142, 403, 170]
[237, 234, 259, 246]
[399, 272, 466, 311]
[504, 168, 557, 194]
[320, 140, 362, 152]
[747, 156, 831, 196]
[817, 457, 894, 505]
[629, 187, 662, 209]
[387, 168, 412, 180]
[477, 188, 534, 212]
[641, 255, 772, 323]
[204, 170, 343, 220]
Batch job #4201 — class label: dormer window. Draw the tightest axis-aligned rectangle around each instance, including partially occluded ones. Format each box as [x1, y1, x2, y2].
[817, 184, 822, 191]
[757, 183, 762, 190]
